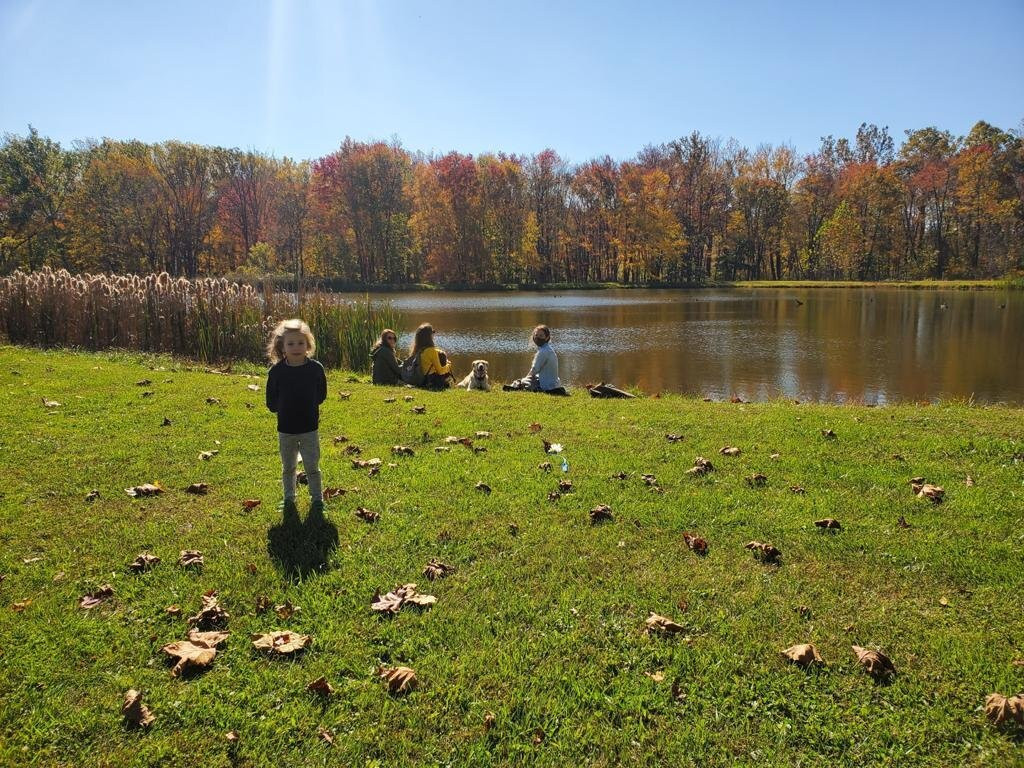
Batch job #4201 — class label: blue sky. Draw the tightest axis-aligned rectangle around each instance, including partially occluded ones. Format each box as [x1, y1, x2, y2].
[1, 0, 1022, 162]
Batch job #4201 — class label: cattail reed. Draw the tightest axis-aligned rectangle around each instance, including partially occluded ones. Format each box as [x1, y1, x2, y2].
[0, 267, 401, 371]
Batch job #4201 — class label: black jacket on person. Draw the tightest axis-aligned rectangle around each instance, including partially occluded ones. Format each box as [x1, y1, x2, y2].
[265, 358, 327, 434]
[370, 344, 403, 385]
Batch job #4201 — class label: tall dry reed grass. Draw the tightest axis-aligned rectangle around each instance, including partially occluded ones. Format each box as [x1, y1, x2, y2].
[0, 268, 401, 371]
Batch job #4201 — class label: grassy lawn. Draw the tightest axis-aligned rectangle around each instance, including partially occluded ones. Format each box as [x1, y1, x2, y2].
[1, 345, 1022, 767]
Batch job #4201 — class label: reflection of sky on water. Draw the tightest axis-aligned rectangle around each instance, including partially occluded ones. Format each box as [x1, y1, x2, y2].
[361, 289, 1024, 404]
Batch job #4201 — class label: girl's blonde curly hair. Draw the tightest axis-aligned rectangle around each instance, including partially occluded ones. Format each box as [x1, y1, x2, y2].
[267, 318, 316, 363]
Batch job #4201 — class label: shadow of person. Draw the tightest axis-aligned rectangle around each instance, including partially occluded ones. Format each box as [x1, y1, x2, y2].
[267, 503, 339, 580]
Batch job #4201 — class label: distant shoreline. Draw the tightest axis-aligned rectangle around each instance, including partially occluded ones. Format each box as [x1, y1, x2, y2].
[241, 276, 1021, 293]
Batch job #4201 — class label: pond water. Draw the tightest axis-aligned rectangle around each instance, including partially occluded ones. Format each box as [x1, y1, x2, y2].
[343, 288, 1024, 404]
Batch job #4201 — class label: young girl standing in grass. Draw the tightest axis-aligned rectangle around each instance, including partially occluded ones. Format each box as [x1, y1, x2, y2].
[265, 319, 328, 512]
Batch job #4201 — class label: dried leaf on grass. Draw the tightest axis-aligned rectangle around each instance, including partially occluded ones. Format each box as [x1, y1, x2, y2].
[645, 612, 685, 635]
[178, 550, 204, 568]
[199, 450, 219, 461]
[355, 507, 379, 523]
[85, 489, 100, 502]
[12, 599, 32, 612]
[589, 504, 613, 524]
[241, 499, 261, 510]
[611, 471, 629, 480]
[188, 590, 229, 629]
[161, 630, 229, 676]
[547, 491, 561, 501]
[475, 431, 492, 438]
[745, 541, 782, 564]
[529, 422, 542, 433]
[391, 445, 415, 456]
[542, 439, 563, 454]
[306, 676, 334, 697]
[379, 665, 417, 694]
[641, 473, 660, 488]
[814, 518, 842, 531]
[781, 643, 823, 667]
[483, 712, 496, 730]
[789, 485, 806, 495]
[79, 584, 114, 609]
[475, 481, 491, 494]
[911, 479, 944, 503]
[322, 487, 345, 500]
[275, 600, 300, 620]
[538, 461, 552, 471]
[344, 444, 362, 455]
[165, 604, 181, 616]
[423, 559, 455, 580]
[984, 693, 1024, 727]
[296, 470, 308, 485]
[185, 482, 209, 495]
[665, 434, 685, 443]
[897, 515, 912, 529]
[852, 645, 896, 680]
[42, 398, 61, 408]
[404, 395, 414, 402]
[686, 457, 714, 476]
[351, 458, 382, 470]
[128, 553, 160, 573]
[251, 631, 312, 655]
[719, 446, 741, 456]
[745, 473, 768, 487]
[558, 479, 574, 493]
[332, 435, 349, 444]
[412, 405, 426, 414]
[205, 397, 221, 404]
[122, 689, 155, 728]
[371, 583, 436, 614]
[821, 429, 837, 439]
[383, 397, 396, 403]
[682, 532, 708, 555]
[338, 391, 351, 400]
[125, 482, 164, 498]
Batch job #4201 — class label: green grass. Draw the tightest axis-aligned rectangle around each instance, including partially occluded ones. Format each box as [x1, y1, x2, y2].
[1, 346, 1022, 767]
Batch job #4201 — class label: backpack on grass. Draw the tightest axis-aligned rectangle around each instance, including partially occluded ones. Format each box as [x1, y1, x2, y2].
[400, 353, 424, 386]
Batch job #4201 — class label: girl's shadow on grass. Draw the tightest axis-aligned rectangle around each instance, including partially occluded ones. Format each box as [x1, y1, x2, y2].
[266, 503, 338, 580]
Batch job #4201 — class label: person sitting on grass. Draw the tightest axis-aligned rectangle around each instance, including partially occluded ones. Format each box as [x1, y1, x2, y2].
[503, 324, 568, 396]
[370, 328, 403, 385]
[410, 323, 454, 390]
[265, 318, 328, 514]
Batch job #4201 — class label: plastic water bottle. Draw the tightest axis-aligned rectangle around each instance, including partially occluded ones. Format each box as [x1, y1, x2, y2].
[561, 457, 569, 473]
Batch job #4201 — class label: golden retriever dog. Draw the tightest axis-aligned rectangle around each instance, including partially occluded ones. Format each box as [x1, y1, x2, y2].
[457, 359, 491, 391]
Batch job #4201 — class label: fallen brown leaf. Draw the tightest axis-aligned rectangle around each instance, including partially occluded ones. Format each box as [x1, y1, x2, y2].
[250, 631, 312, 655]
[814, 518, 842, 531]
[745, 473, 768, 487]
[538, 461, 552, 471]
[646, 670, 665, 682]
[897, 515, 912, 529]
[682, 532, 708, 555]
[185, 482, 209, 495]
[332, 435, 349, 444]
[852, 645, 896, 680]
[915, 483, 944, 503]
[351, 458, 382, 469]
[122, 689, 155, 728]
[589, 504, 613, 524]
[611, 471, 629, 480]
[135, 379, 152, 386]
[42, 397, 61, 408]
[379, 665, 417, 694]
[423, 558, 455, 580]
[483, 712, 496, 731]
[338, 391, 351, 400]
[296, 470, 308, 485]
[79, 584, 114, 609]
[254, 596, 272, 613]
[528, 422, 542, 433]
[475, 481, 491, 494]
[645, 612, 685, 635]
[226, 730, 239, 743]
[178, 550, 204, 568]
[241, 499, 261, 510]
[85, 489, 100, 502]
[391, 445, 415, 456]
[161, 417, 171, 426]
[322, 487, 345, 500]
[383, 397, 396, 403]
[275, 600, 300, 620]
[371, 583, 436, 614]
[745, 541, 782, 564]
[12, 599, 32, 612]
[475, 431, 492, 439]
[128, 552, 160, 573]
[558, 479, 574, 493]
[532, 728, 545, 745]
[188, 590, 229, 629]
[719, 446, 741, 457]
[781, 643, 823, 667]
[125, 482, 164, 498]
[306, 676, 334, 697]
[318, 726, 335, 745]
[686, 457, 715, 476]
[344, 444, 362, 455]
[412, 405, 426, 414]
[984, 693, 1024, 727]
[205, 397, 220, 404]
[165, 604, 181, 616]
[355, 506, 379, 523]
[665, 434, 685, 443]
[161, 631, 227, 676]
[821, 429, 837, 439]
[789, 485, 806, 495]
[547, 491, 561, 501]
[199, 450, 219, 461]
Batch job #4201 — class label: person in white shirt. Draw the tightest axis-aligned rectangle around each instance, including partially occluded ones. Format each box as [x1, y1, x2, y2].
[503, 324, 568, 395]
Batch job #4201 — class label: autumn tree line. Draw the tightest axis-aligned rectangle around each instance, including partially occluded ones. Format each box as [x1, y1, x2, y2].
[1, 121, 1022, 286]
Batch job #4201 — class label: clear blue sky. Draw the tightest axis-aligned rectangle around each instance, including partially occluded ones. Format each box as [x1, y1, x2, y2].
[2, 0, 1022, 162]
